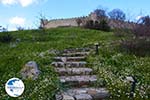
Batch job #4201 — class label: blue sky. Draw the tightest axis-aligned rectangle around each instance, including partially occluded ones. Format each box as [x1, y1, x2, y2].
[0, 0, 150, 31]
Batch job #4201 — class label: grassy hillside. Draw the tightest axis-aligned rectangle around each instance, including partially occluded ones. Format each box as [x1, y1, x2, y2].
[0, 27, 149, 99]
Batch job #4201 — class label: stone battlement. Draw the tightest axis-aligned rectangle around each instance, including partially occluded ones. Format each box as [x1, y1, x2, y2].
[42, 13, 138, 29]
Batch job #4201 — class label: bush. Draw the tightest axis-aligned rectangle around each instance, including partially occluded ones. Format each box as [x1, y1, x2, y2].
[118, 16, 150, 56]
[114, 28, 133, 37]
[0, 33, 14, 43]
[134, 15, 150, 37]
[83, 20, 94, 29]
[133, 25, 150, 37]
[121, 38, 150, 56]
[83, 19, 110, 32]
[99, 20, 110, 31]
[114, 29, 126, 37]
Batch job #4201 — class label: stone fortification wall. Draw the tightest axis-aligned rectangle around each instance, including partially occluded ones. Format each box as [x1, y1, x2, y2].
[43, 14, 138, 29]
[44, 18, 78, 28]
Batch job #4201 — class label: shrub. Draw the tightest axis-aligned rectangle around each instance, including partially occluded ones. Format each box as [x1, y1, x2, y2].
[99, 19, 110, 31]
[121, 38, 150, 56]
[138, 16, 150, 26]
[134, 15, 150, 37]
[83, 19, 110, 32]
[114, 28, 133, 37]
[0, 33, 14, 43]
[119, 16, 150, 56]
[114, 29, 126, 37]
[84, 20, 94, 29]
[133, 25, 150, 37]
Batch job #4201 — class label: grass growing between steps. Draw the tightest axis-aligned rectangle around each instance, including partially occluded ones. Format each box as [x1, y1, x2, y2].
[0, 27, 149, 99]
[0, 27, 115, 99]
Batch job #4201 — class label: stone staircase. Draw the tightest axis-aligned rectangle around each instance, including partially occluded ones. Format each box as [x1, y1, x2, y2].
[51, 47, 109, 100]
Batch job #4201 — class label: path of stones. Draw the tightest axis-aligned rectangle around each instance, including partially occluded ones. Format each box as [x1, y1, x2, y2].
[52, 47, 109, 100]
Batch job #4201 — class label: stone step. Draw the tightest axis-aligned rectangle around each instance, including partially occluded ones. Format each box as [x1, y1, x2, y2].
[51, 61, 87, 67]
[55, 68, 93, 75]
[54, 56, 86, 62]
[61, 52, 90, 57]
[56, 88, 109, 100]
[62, 48, 92, 53]
[59, 75, 97, 86]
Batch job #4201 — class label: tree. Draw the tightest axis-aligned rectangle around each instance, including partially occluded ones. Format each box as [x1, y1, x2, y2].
[17, 26, 24, 31]
[138, 16, 150, 26]
[38, 13, 48, 29]
[94, 9, 106, 17]
[99, 19, 110, 31]
[108, 9, 126, 21]
[134, 16, 150, 37]
[76, 18, 82, 26]
[0, 26, 7, 32]
[84, 20, 94, 29]
[83, 19, 110, 32]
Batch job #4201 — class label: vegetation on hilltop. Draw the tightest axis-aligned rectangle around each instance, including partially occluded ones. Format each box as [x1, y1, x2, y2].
[0, 27, 149, 100]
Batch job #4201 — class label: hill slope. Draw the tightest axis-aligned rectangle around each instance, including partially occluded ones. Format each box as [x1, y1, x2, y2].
[0, 27, 149, 99]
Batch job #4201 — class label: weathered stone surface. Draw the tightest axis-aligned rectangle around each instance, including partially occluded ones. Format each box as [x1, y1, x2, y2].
[74, 94, 92, 100]
[55, 94, 63, 100]
[20, 61, 40, 80]
[62, 52, 90, 57]
[61, 88, 109, 99]
[87, 88, 109, 99]
[48, 49, 60, 55]
[66, 88, 87, 96]
[54, 47, 109, 100]
[51, 61, 87, 67]
[63, 48, 92, 53]
[62, 94, 75, 100]
[54, 56, 86, 61]
[55, 68, 93, 75]
[60, 75, 97, 84]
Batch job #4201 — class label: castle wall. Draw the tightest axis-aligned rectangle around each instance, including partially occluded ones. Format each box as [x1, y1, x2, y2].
[43, 16, 138, 29]
[44, 18, 78, 28]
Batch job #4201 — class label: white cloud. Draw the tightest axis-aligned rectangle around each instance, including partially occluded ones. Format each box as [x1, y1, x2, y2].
[9, 16, 25, 26]
[136, 16, 142, 20]
[19, 0, 36, 7]
[0, 0, 16, 5]
[0, 0, 38, 7]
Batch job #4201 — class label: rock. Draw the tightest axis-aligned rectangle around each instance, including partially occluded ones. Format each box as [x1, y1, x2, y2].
[91, 92, 109, 100]
[87, 89, 97, 95]
[62, 94, 75, 100]
[74, 94, 92, 100]
[16, 38, 21, 43]
[56, 94, 63, 100]
[87, 88, 109, 100]
[20, 61, 40, 80]
[48, 49, 60, 55]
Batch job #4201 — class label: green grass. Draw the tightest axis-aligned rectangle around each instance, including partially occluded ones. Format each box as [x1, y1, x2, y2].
[0, 27, 149, 100]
